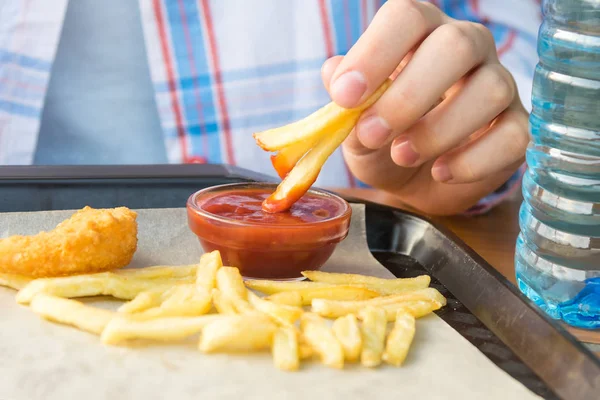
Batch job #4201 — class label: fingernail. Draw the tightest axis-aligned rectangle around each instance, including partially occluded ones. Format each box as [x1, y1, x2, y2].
[392, 136, 420, 166]
[432, 163, 453, 183]
[356, 115, 392, 149]
[330, 71, 367, 108]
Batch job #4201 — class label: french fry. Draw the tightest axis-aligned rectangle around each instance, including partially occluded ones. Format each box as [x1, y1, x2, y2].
[332, 314, 362, 362]
[216, 267, 253, 313]
[383, 311, 416, 366]
[259, 285, 380, 307]
[359, 307, 387, 368]
[266, 291, 304, 307]
[0, 272, 32, 290]
[114, 264, 198, 280]
[247, 291, 303, 326]
[302, 271, 431, 295]
[270, 136, 321, 179]
[101, 314, 224, 345]
[262, 115, 359, 213]
[16, 273, 194, 304]
[118, 289, 164, 313]
[272, 327, 300, 371]
[245, 279, 332, 295]
[131, 285, 212, 320]
[298, 336, 314, 360]
[311, 288, 446, 319]
[300, 313, 344, 369]
[30, 294, 114, 336]
[199, 314, 276, 353]
[313, 298, 442, 321]
[253, 79, 392, 152]
[195, 250, 223, 291]
[211, 289, 238, 315]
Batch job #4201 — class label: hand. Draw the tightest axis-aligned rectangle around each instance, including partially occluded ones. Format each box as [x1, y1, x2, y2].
[321, 0, 528, 215]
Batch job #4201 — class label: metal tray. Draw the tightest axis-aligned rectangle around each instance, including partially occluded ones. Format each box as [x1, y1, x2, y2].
[1, 165, 599, 400]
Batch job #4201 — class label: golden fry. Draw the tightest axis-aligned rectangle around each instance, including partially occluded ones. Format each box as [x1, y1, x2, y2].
[30, 294, 114, 336]
[131, 285, 212, 320]
[310, 287, 446, 319]
[247, 291, 303, 326]
[245, 279, 332, 295]
[266, 291, 304, 307]
[253, 79, 391, 152]
[114, 264, 198, 280]
[272, 327, 300, 371]
[216, 267, 252, 313]
[302, 271, 431, 295]
[101, 314, 223, 345]
[0, 272, 32, 290]
[211, 289, 238, 315]
[199, 314, 276, 353]
[195, 251, 223, 292]
[300, 313, 344, 369]
[118, 289, 164, 313]
[262, 116, 358, 213]
[332, 314, 362, 362]
[16, 273, 194, 305]
[359, 307, 387, 368]
[383, 311, 416, 366]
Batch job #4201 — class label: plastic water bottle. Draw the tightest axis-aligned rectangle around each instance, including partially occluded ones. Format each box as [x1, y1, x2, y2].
[515, 0, 600, 329]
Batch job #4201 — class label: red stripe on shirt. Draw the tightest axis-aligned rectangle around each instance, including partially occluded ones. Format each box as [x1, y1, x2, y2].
[153, 0, 189, 162]
[318, 0, 335, 58]
[470, 0, 480, 14]
[176, 0, 209, 162]
[497, 30, 517, 57]
[199, 0, 236, 165]
[318, 0, 357, 188]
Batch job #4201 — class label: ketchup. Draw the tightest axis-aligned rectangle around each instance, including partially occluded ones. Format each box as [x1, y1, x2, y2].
[187, 185, 351, 280]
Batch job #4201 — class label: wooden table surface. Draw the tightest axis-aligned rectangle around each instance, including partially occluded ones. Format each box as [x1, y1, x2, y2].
[335, 188, 599, 346]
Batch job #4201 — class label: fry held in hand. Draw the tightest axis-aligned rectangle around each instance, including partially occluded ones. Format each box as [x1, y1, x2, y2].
[254, 80, 392, 212]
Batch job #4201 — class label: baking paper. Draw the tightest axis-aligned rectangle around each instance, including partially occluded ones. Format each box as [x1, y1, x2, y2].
[0, 205, 540, 400]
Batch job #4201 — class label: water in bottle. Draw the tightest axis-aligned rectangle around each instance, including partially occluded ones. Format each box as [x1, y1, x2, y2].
[515, 0, 600, 329]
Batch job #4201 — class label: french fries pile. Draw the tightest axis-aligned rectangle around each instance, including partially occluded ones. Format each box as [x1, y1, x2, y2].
[0, 251, 445, 371]
[254, 79, 392, 213]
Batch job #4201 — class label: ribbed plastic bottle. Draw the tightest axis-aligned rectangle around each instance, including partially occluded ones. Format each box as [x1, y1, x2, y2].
[515, 0, 600, 329]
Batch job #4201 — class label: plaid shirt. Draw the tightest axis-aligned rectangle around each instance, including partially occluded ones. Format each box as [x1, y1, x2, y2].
[0, 0, 540, 212]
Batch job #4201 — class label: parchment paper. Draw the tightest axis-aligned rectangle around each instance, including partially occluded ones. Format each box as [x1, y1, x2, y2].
[0, 205, 540, 400]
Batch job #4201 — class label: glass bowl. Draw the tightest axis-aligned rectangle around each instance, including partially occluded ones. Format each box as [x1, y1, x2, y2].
[186, 182, 351, 280]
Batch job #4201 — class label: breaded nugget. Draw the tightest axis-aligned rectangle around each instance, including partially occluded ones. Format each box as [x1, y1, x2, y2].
[0, 206, 138, 277]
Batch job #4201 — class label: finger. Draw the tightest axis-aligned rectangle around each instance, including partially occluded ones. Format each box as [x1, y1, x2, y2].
[356, 21, 498, 150]
[321, 56, 344, 93]
[390, 63, 516, 167]
[329, 0, 446, 108]
[430, 107, 529, 184]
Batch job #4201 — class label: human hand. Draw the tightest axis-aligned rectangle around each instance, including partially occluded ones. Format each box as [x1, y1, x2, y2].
[322, 0, 528, 215]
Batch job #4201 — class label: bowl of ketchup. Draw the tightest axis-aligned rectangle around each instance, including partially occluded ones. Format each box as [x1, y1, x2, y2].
[186, 182, 351, 280]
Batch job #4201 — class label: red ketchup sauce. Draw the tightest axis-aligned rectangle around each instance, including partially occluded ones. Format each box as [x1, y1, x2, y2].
[187, 185, 351, 280]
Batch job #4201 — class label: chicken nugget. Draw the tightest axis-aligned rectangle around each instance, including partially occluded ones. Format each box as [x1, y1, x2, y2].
[0, 206, 138, 277]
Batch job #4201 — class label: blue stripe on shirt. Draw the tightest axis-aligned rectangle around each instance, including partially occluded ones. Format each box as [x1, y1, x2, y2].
[164, 0, 222, 163]
[0, 49, 52, 72]
[0, 99, 40, 117]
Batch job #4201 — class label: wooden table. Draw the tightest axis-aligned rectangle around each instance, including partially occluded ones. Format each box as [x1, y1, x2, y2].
[335, 188, 599, 346]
